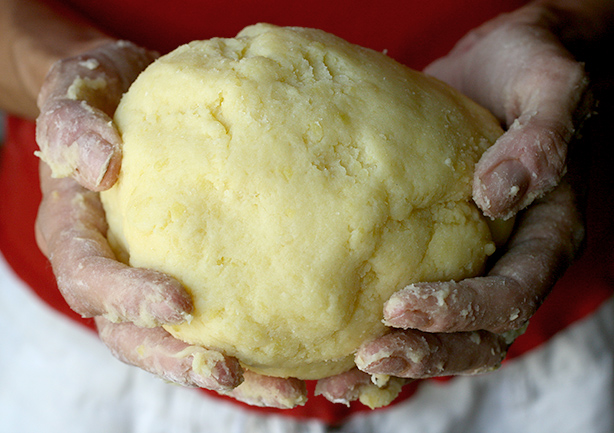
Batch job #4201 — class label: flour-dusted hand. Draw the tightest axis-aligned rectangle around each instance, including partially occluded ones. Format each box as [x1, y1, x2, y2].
[36, 40, 157, 191]
[380, 183, 584, 335]
[354, 178, 583, 380]
[97, 314, 308, 407]
[425, 2, 592, 220]
[350, 1, 596, 382]
[96, 316, 308, 407]
[313, 2, 604, 403]
[95, 317, 243, 391]
[31, 31, 315, 406]
[35, 163, 194, 327]
[36, 162, 244, 389]
[36, 162, 311, 403]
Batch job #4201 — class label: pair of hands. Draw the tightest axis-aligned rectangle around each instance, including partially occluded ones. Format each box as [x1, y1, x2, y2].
[34, 3, 589, 408]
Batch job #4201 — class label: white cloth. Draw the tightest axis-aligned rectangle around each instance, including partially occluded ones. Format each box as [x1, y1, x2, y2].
[1, 251, 613, 433]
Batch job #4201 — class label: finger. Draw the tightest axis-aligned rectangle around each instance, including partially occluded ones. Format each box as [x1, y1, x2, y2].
[221, 370, 308, 409]
[36, 98, 123, 191]
[472, 50, 588, 220]
[315, 368, 407, 408]
[36, 163, 192, 327]
[425, 6, 590, 219]
[355, 329, 507, 379]
[36, 40, 157, 191]
[472, 79, 589, 220]
[315, 368, 372, 405]
[95, 317, 243, 391]
[382, 181, 584, 334]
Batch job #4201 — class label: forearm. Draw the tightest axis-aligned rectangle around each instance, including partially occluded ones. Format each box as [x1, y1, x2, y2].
[0, 0, 114, 119]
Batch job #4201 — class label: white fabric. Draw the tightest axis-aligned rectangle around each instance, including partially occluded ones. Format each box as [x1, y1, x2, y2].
[1, 251, 613, 433]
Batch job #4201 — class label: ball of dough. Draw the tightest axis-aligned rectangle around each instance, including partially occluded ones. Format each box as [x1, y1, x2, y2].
[101, 24, 503, 380]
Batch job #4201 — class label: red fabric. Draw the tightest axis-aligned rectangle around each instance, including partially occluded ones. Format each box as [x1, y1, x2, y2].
[2, 0, 612, 425]
[60, 0, 526, 70]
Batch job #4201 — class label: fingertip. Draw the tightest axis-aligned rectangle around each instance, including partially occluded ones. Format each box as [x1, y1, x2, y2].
[382, 282, 459, 332]
[138, 276, 194, 327]
[94, 320, 244, 392]
[354, 335, 407, 376]
[146, 300, 193, 326]
[315, 370, 406, 409]
[100, 266, 194, 327]
[224, 371, 308, 409]
[91, 150, 121, 191]
[73, 130, 122, 191]
[383, 301, 432, 330]
[210, 357, 244, 390]
[314, 369, 370, 406]
[473, 158, 531, 219]
[189, 350, 244, 391]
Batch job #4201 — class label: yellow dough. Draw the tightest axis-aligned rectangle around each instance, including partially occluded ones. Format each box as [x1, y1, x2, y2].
[101, 24, 504, 380]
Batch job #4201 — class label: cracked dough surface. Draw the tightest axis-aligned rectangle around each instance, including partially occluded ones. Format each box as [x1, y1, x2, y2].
[101, 24, 503, 380]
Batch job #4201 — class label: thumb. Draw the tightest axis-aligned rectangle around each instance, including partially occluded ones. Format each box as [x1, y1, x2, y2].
[425, 5, 590, 219]
[36, 40, 157, 191]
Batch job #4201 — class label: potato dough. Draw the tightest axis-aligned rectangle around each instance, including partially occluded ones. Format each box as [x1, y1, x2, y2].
[101, 24, 503, 380]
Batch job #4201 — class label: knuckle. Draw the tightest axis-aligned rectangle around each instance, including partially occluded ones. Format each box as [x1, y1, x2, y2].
[425, 310, 477, 333]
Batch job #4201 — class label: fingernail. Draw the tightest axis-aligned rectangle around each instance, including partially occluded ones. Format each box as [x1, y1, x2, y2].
[143, 275, 194, 325]
[382, 286, 435, 329]
[478, 159, 531, 218]
[129, 298, 191, 328]
[359, 356, 409, 376]
[74, 131, 115, 188]
[182, 347, 243, 391]
[152, 301, 193, 324]
[383, 307, 431, 329]
[356, 346, 404, 374]
[209, 357, 244, 390]
[226, 375, 308, 409]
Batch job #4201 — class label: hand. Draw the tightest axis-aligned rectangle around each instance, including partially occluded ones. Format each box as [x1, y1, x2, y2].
[317, 1, 591, 405]
[426, 2, 592, 221]
[35, 39, 157, 191]
[36, 162, 309, 407]
[317, 177, 584, 406]
[34, 42, 308, 408]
